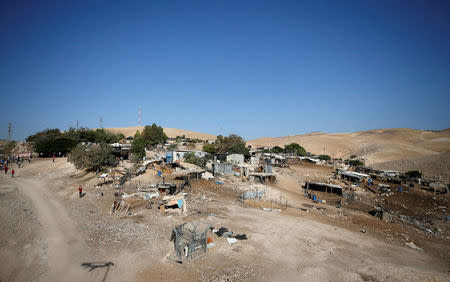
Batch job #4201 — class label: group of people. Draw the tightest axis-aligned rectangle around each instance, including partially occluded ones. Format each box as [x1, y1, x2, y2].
[1, 157, 22, 177]
[2, 165, 15, 177]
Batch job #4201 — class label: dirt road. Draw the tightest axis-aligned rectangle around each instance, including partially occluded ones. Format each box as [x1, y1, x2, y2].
[0, 161, 110, 282]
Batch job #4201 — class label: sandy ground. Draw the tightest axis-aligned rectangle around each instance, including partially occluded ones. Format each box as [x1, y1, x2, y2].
[1, 159, 449, 281]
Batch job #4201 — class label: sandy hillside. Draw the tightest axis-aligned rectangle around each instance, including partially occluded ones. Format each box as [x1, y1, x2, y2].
[248, 128, 450, 164]
[103, 126, 216, 141]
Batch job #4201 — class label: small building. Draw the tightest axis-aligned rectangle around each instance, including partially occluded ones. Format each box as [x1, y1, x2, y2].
[167, 149, 210, 163]
[226, 154, 244, 164]
[337, 170, 370, 183]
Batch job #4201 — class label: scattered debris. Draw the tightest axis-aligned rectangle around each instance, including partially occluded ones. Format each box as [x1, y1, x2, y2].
[405, 242, 423, 251]
[227, 237, 238, 245]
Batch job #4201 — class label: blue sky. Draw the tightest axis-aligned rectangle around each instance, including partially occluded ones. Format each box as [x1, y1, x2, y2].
[1, 0, 449, 140]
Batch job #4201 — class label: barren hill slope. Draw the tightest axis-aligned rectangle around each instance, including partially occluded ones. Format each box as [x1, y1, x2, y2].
[104, 126, 216, 141]
[247, 128, 450, 164]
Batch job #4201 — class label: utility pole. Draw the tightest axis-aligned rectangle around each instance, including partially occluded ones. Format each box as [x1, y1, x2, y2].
[138, 107, 142, 126]
[7, 122, 12, 140]
[76, 120, 79, 130]
[99, 116, 103, 128]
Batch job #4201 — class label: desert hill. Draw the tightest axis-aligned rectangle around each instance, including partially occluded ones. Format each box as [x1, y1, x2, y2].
[103, 126, 217, 141]
[247, 128, 450, 165]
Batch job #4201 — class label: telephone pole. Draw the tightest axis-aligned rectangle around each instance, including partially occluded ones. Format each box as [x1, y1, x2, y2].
[99, 116, 103, 128]
[7, 122, 12, 140]
[76, 120, 79, 130]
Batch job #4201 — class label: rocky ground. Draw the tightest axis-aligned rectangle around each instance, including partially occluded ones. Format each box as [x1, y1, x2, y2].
[0, 158, 449, 281]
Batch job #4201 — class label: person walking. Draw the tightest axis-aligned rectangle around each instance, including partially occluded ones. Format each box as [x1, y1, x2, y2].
[11, 169, 15, 178]
[78, 185, 83, 198]
[52, 155, 55, 162]
[4, 166, 8, 175]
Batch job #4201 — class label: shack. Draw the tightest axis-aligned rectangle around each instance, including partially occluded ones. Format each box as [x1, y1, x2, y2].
[171, 221, 211, 262]
[337, 170, 370, 183]
[305, 181, 343, 195]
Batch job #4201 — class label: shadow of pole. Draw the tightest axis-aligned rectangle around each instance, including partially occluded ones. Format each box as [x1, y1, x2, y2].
[81, 262, 115, 282]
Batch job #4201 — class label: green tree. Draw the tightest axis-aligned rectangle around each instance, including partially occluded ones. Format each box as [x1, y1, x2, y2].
[215, 134, 249, 156]
[141, 123, 167, 146]
[26, 129, 62, 144]
[68, 143, 118, 172]
[284, 143, 306, 156]
[36, 138, 78, 157]
[202, 143, 216, 154]
[130, 136, 147, 162]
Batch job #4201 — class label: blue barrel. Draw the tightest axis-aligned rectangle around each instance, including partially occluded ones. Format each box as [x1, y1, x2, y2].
[312, 195, 317, 201]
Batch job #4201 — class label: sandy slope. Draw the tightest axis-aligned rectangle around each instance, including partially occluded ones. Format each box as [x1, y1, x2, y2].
[103, 126, 216, 141]
[248, 128, 450, 164]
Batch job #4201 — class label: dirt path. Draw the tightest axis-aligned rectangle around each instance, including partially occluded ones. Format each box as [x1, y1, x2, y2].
[15, 176, 90, 281]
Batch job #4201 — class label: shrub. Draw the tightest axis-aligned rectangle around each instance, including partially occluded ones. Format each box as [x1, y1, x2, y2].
[318, 154, 331, 161]
[346, 159, 365, 167]
[167, 143, 178, 150]
[202, 143, 216, 154]
[284, 143, 307, 156]
[350, 154, 357, 159]
[405, 170, 422, 178]
[130, 136, 147, 162]
[69, 143, 118, 172]
[271, 146, 284, 154]
[0, 141, 17, 155]
[184, 152, 207, 166]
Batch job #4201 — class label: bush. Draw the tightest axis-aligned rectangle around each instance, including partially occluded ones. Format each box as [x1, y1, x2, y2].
[271, 146, 284, 154]
[349, 154, 357, 159]
[142, 123, 167, 146]
[202, 143, 216, 154]
[318, 154, 331, 161]
[0, 141, 17, 155]
[284, 143, 307, 156]
[346, 159, 365, 167]
[187, 142, 196, 150]
[69, 143, 118, 172]
[167, 143, 178, 150]
[184, 152, 207, 166]
[405, 170, 422, 178]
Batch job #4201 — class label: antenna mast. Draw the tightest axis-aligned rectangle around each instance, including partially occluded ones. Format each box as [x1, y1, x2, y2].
[138, 107, 142, 126]
[7, 122, 12, 140]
